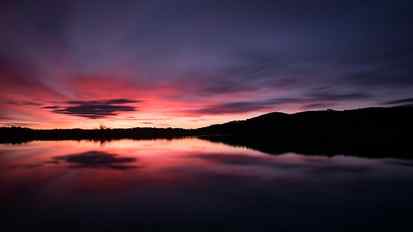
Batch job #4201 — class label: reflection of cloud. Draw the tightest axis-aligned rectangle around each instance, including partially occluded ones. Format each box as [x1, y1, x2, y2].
[194, 153, 370, 174]
[309, 165, 370, 174]
[194, 153, 307, 171]
[385, 160, 413, 167]
[45, 98, 140, 119]
[51, 151, 137, 170]
[197, 153, 273, 166]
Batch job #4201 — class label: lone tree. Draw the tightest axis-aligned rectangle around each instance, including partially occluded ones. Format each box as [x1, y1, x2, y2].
[99, 124, 108, 130]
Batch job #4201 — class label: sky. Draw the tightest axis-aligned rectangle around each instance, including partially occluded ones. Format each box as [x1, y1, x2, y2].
[1, 0, 412, 129]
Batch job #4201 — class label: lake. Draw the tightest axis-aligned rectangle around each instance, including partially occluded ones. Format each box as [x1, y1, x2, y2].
[1, 138, 413, 231]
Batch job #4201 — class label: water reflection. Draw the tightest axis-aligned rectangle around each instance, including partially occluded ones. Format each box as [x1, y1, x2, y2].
[1, 138, 413, 231]
[51, 151, 137, 170]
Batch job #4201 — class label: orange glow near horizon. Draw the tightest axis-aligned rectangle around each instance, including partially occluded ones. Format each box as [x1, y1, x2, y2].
[1, 72, 323, 129]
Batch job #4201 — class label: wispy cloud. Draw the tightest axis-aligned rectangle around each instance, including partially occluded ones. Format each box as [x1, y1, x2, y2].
[190, 90, 371, 115]
[382, 97, 413, 106]
[0, 100, 42, 106]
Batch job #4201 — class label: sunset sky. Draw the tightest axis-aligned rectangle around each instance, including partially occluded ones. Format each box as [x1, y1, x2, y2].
[1, 0, 412, 129]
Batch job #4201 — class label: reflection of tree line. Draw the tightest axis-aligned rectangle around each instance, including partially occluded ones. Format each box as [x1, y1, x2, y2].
[1, 106, 413, 158]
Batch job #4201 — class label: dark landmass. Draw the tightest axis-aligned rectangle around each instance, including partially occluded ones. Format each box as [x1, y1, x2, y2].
[197, 106, 413, 158]
[1, 106, 413, 158]
[0, 127, 190, 144]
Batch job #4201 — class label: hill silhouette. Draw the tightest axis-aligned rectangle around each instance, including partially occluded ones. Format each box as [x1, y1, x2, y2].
[197, 106, 413, 158]
[1, 106, 413, 158]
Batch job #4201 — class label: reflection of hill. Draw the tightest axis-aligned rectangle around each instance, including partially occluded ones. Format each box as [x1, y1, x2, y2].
[1, 106, 413, 158]
[199, 135, 413, 159]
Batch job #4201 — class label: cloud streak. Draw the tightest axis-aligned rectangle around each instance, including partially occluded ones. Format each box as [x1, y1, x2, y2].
[191, 91, 371, 115]
[46, 98, 139, 119]
[382, 97, 413, 106]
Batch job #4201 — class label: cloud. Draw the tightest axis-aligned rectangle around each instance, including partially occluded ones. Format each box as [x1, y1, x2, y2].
[193, 102, 264, 114]
[190, 90, 371, 115]
[0, 100, 42, 106]
[307, 91, 371, 101]
[191, 98, 301, 114]
[0, 56, 64, 100]
[345, 53, 413, 88]
[0, 122, 37, 127]
[301, 103, 335, 110]
[176, 52, 305, 97]
[382, 97, 413, 106]
[46, 98, 139, 119]
[42, 105, 61, 110]
[66, 98, 140, 105]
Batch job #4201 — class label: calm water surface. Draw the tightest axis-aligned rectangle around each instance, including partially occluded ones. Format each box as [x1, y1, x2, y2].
[1, 138, 413, 231]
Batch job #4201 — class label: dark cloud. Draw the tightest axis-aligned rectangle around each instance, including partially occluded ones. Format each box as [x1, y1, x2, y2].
[0, 122, 36, 127]
[301, 103, 336, 110]
[51, 151, 137, 170]
[42, 105, 61, 110]
[382, 98, 413, 106]
[192, 90, 370, 114]
[0, 100, 42, 106]
[193, 102, 270, 114]
[307, 91, 372, 101]
[345, 56, 413, 88]
[191, 98, 301, 114]
[46, 99, 139, 119]
[66, 98, 140, 105]
[177, 52, 310, 97]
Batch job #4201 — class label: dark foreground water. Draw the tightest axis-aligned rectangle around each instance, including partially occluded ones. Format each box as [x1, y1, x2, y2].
[1, 138, 413, 231]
